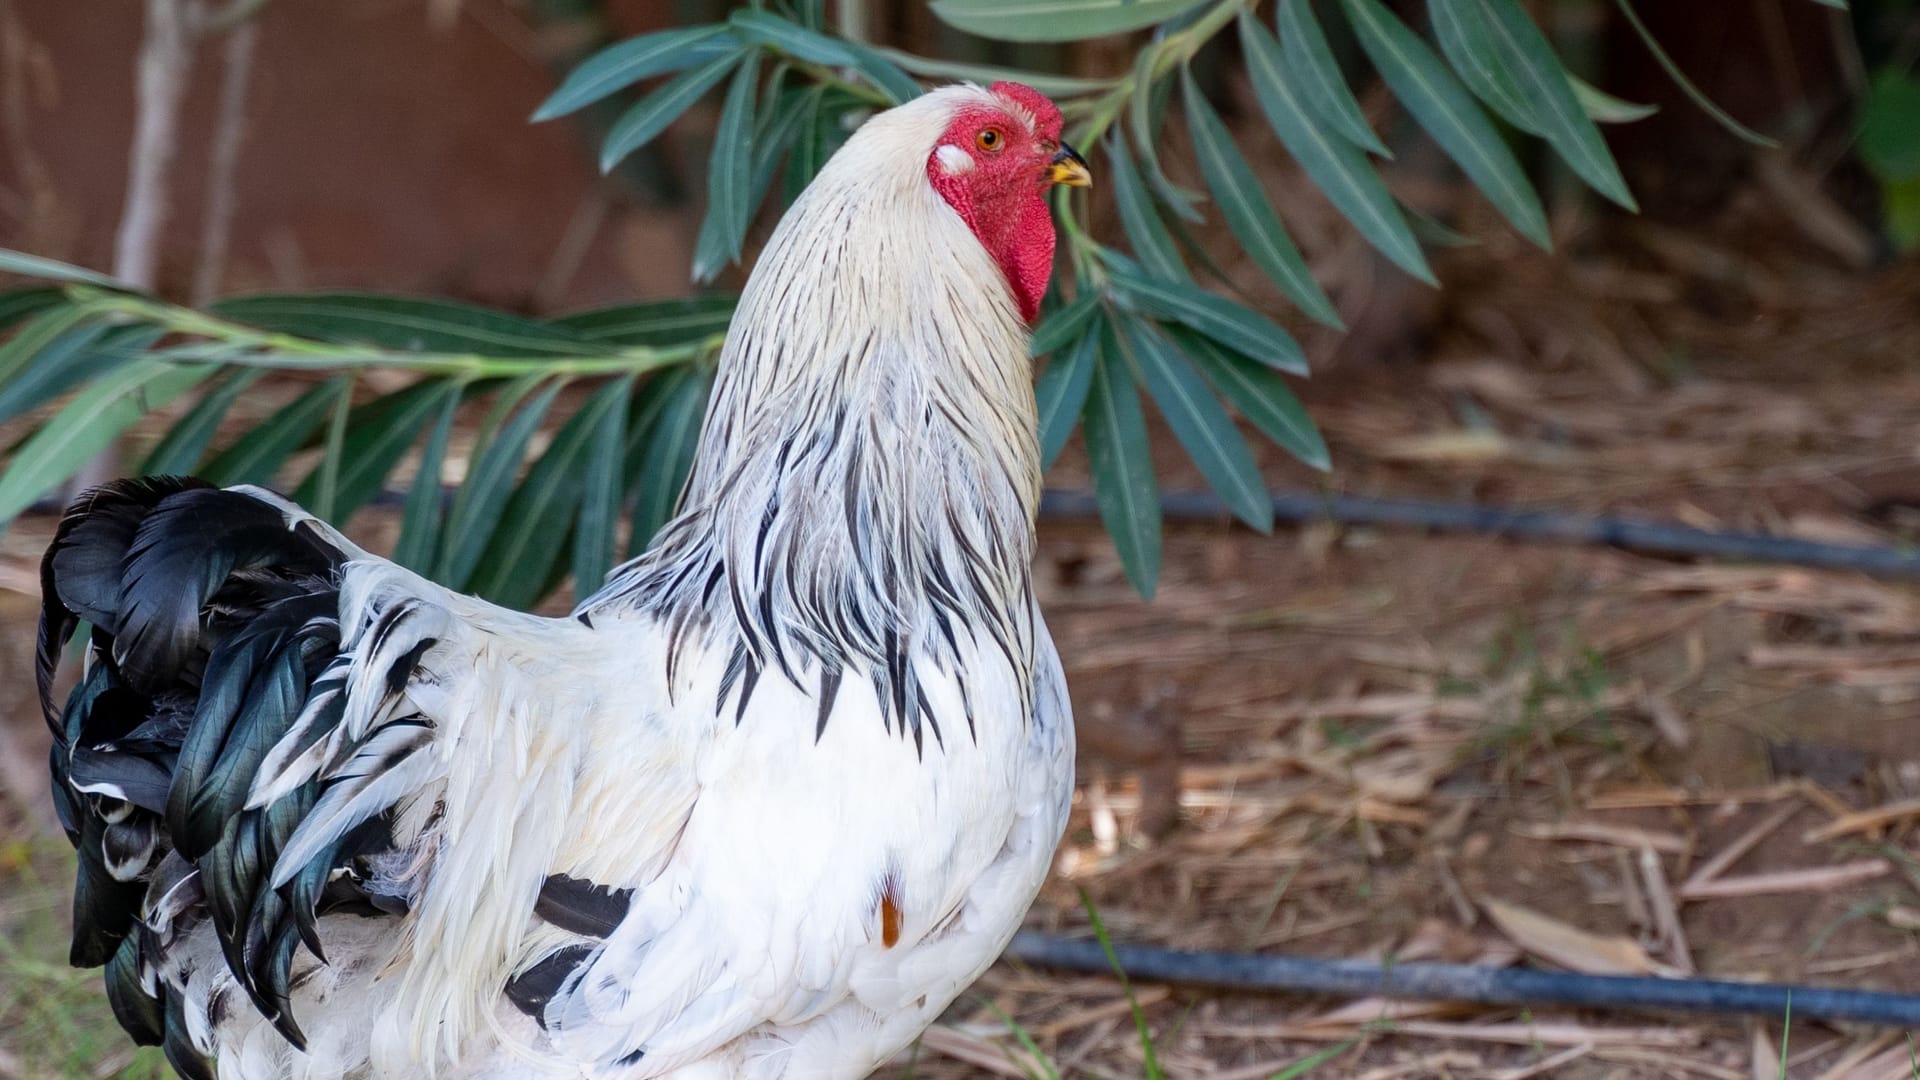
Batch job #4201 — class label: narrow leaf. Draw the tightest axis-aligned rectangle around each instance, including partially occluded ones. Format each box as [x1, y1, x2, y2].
[1571, 76, 1657, 124]
[291, 378, 462, 521]
[1107, 135, 1189, 282]
[0, 323, 128, 424]
[1107, 257, 1307, 375]
[198, 376, 350, 488]
[628, 367, 710, 555]
[393, 386, 462, 572]
[1122, 318, 1271, 531]
[310, 379, 354, 521]
[139, 369, 265, 476]
[212, 293, 597, 355]
[1127, 46, 1203, 221]
[0, 362, 212, 526]
[533, 25, 737, 122]
[572, 376, 634, 604]
[1176, 328, 1328, 470]
[1182, 69, 1342, 327]
[1456, 0, 1642, 204]
[1241, 11, 1434, 284]
[750, 82, 816, 207]
[437, 377, 567, 589]
[1029, 292, 1100, 357]
[1429, 1, 1541, 135]
[0, 286, 65, 333]
[0, 248, 128, 289]
[1344, 0, 1550, 250]
[468, 384, 626, 608]
[729, 13, 920, 103]
[697, 50, 762, 281]
[601, 50, 744, 173]
[1035, 323, 1098, 469]
[1275, 0, 1391, 156]
[878, 48, 1109, 98]
[930, 0, 1207, 42]
[1082, 328, 1160, 597]
[553, 296, 738, 346]
[0, 303, 108, 389]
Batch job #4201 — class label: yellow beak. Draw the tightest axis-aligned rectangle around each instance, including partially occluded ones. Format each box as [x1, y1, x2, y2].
[1047, 143, 1092, 187]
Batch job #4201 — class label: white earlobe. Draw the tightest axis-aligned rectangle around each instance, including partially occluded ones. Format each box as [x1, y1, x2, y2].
[935, 144, 974, 176]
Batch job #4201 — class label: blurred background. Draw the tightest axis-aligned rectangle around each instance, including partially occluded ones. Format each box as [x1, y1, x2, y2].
[5, 1, 1920, 1077]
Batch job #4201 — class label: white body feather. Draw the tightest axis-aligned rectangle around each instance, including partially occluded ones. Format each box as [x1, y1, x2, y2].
[150, 85, 1075, 1079]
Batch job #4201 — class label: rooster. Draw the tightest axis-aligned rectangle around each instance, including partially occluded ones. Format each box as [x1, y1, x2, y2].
[38, 81, 1090, 1079]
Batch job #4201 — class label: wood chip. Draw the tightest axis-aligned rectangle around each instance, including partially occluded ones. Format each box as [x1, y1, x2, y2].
[1492, 1043, 1594, 1080]
[1478, 895, 1662, 975]
[1639, 845, 1694, 974]
[1679, 859, 1890, 900]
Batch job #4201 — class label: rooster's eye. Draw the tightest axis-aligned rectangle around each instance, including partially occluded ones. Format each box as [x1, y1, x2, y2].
[976, 128, 1004, 153]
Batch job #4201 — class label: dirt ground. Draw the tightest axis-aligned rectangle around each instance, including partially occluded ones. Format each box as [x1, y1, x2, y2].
[7, 51, 1920, 1080]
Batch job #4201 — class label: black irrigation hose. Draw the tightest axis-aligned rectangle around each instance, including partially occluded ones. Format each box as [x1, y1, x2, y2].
[1005, 932, 1920, 1027]
[1038, 490, 1920, 580]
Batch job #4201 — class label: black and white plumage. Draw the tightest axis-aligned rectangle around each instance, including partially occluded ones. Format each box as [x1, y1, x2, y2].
[41, 82, 1082, 1079]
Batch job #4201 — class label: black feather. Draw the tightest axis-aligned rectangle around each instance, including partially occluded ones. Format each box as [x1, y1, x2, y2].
[162, 990, 217, 1080]
[535, 874, 633, 938]
[104, 931, 164, 1045]
[505, 944, 595, 1024]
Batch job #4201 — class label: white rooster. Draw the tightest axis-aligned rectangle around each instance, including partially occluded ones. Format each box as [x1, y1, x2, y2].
[38, 81, 1090, 1079]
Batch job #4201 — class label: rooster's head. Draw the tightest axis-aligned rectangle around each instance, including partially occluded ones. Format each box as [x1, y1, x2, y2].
[926, 82, 1090, 323]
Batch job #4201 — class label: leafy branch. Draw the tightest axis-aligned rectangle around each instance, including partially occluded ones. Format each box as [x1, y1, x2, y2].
[0, 0, 1717, 601]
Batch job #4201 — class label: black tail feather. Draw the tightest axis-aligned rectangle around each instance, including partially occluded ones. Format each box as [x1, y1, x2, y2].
[40, 477, 374, 1059]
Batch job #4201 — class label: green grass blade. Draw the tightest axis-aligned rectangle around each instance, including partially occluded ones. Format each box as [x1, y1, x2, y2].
[1079, 891, 1166, 1080]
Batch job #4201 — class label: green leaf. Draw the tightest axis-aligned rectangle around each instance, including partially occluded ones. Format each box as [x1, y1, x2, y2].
[697, 50, 762, 282]
[468, 383, 627, 608]
[628, 367, 710, 555]
[930, 0, 1207, 43]
[1448, 0, 1639, 207]
[0, 361, 212, 526]
[878, 48, 1110, 98]
[291, 378, 462, 522]
[1860, 70, 1920, 182]
[1127, 46, 1203, 222]
[1030, 292, 1100, 357]
[213, 293, 598, 356]
[1082, 325, 1159, 598]
[1035, 323, 1098, 469]
[198, 376, 351, 488]
[310, 377, 354, 521]
[438, 377, 567, 589]
[0, 286, 65, 333]
[750, 82, 817, 207]
[1343, 0, 1550, 250]
[533, 24, 737, 122]
[1429, 1, 1541, 135]
[601, 49, 745, 173]
[785, 89, 852, 201]
[572, 376, 634, 604]
[393, 386, 462, 572]
[1570, 76, 1657, 124]
[138, 368, 264, 475]
[552, 296, 738, 346]
[1240, 11, 1434, 284]
[1121, 318, 1271, 532]
[729, 10, 919, 103]
[0, 248, 128, 290]
[1176, 328, 1328, 470]
[1107, 135, 1189, 282]
[1181, 69, 1342, 328]
[0, 302, 109, 389]
[0, 322, 121, 424]
[1264, 1040, 1359, 1079]
[1274, 0, 1390, 157]
[1107, 256, 1306, 375]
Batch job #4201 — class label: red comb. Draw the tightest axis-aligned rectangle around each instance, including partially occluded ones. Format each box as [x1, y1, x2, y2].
[989, 81, 1063, 138]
